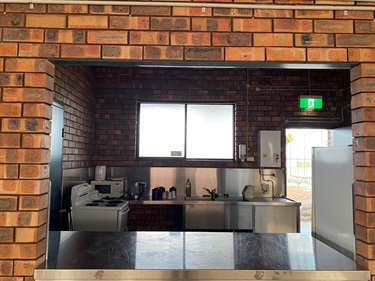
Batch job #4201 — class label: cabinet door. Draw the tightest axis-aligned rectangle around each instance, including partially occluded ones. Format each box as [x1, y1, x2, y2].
[224, 204, 253, 230]
[254, 206, 299, 233]
[185, 204, 224, 230]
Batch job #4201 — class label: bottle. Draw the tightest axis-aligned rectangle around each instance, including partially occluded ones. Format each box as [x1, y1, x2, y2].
[185, 178, 191, 197]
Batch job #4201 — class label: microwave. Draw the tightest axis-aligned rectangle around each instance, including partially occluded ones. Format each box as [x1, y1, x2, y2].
[91, 180, 124, 198]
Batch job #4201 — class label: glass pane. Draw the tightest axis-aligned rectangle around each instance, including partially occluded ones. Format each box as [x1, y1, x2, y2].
[186, 104, 234, 159]
[139, 103, 185, 157]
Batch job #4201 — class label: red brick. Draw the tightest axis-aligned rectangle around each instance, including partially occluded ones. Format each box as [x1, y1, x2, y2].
[0, 73, 23, 87]
[110, 16, 149, 30]
[0, 165, 19, 179]
[274, 19, 312, 32]
[212, 33, 251, 46]
[337, 34, 375, 47]
[46, 30, 85, 43]
[335, 10, 373, 20]
[26, 14, 66, 28]
[19, 164, 49, 179]
[355, 224, 375, 243]
[101, 45, 142, 60]
[0, 260, 13, 275]
[185, 47, 223, 61]
[151, 17, 190, 31]
[23, 103, 52, 118]
[0, 103, 22, 117]
[0, 210, 47, 227]
[353, 137, 375, 152]
[0, 13, 24, 26]
[295, 10, 333, 18]
[225, 47, 265, 61]
[87, 31, 127, 44]
[14, 255, 46, 276]
[173, 7, 211, 16]
[0, 196, 17, 211]
[349, 48, 375, 62]
[351, 64, 375, 79]
[354, 166, 375, 181]
[1, 119, 51, 133]
[213, 8, 253, 17]
[0, 134, 21, 148]
[61, 45, 101, 59]
[307, 48, 347, 62]
[356, 239, 375, 259]
[351, 78, 375, 95]
[351, 93, 375, 109]
[253, 33, 293, 46]
[355, 21, 375, 34]
[192, 18, 231, 32]
[0, 180, 20, 194]
[266, 48, 306, 62]
[24, 73, 55, 90]
[5, 3, 46, 13]
[19, 179, 49, 195]
[353, 108, 375, 123]
[19, 194, 48, 211]
[233, 19, 272, 32]
[48, 4, 88, 13]
[131, 6, 170, 16]
[255, 9, 293, 18]
[295, 34, 335, 47]
[15, 225, 46, 242]
[171, 32, 210, 46]
[2, 28, 44, 42]
[353, 123, 375, 138]
[355, 209, 375, 227]
[22, 134, 51, 149]
[129, 31, 169, 45]
[0, 43, 18, 56]
[144, 46, 183, 60]
[90, 5, 129, 14]
[315, 20, 354, 33]
[5, 58, 54, 74]
[3, 88, 54, 103]
[68, 15, 108, 29]
[18, 44, 60, 58]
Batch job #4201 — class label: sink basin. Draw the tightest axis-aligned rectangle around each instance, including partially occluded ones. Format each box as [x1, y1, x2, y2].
[185, 196, 243, 202]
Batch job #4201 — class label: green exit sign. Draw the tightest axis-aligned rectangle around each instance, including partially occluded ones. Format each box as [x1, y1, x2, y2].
[299, 96, 323, 109]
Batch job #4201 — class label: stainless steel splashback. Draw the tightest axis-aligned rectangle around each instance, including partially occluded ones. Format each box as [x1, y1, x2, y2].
[108, 167, 285, 198]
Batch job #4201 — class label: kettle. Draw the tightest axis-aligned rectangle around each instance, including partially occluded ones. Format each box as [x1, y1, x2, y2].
[132, 182, 146, 200]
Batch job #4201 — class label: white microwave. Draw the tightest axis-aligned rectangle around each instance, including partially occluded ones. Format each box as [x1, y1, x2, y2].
[91, 180, 124, 198]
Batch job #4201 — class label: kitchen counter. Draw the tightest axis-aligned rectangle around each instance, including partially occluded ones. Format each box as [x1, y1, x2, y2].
[129, 196, 301, 206]
[35, 231, 369, 281]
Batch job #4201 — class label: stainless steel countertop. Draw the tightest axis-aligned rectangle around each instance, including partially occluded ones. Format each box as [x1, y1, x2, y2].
[36, 231, 369, 281]
[129, 196, 301, 206]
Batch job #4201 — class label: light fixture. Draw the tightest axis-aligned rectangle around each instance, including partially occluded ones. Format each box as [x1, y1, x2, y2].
[29, 0, 34, 9]
[201, 6, 206, 12]
[343, 9, 348, 15]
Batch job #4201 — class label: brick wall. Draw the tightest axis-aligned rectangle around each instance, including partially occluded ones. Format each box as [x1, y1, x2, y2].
[351, 63, 375, 273]
[0, 1, 374, 280]
[94, 67, 351, 167]
[128, 204, 183, 231]
[53, 65, 96, 169]
[0, 58, 54, 279]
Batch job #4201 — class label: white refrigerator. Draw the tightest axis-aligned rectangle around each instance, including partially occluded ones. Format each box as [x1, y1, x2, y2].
[312, 146, 355, 260]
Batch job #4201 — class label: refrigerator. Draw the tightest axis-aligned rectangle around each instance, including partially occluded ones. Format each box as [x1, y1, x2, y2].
[312, 146, 355, 260]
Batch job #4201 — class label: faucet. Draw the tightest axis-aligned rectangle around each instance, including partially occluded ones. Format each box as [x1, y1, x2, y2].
[203, 188, 217, 201]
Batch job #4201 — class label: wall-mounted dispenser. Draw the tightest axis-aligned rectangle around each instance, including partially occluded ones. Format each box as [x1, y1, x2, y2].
[239, 144, 247, 162]
[258, 130, 281, 168]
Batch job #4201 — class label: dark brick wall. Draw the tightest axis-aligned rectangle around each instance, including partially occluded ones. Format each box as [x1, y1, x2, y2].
[54, 65, 97, 169]
[128, 204, 183, 231]
[94, 67, 351, 168]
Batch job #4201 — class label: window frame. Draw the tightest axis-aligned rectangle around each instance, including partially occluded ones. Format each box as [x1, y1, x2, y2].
[136, 101, 235, 161]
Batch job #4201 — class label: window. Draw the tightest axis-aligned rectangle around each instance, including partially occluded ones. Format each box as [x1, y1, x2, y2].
[138, 102, 234, 160]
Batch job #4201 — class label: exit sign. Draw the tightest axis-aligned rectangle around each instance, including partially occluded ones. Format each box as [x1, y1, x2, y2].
[299, 96, 323, 109]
